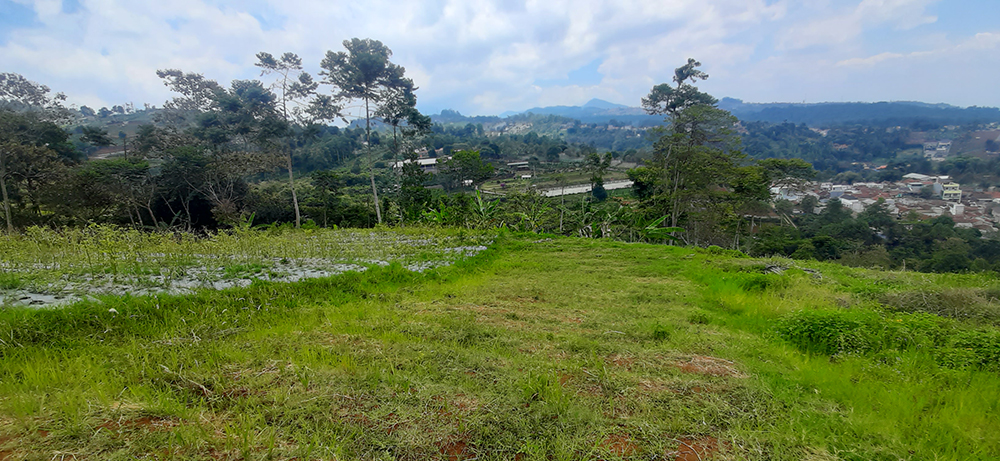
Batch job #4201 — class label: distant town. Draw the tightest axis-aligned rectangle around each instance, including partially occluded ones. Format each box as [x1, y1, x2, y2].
[776, 172, 998, 234]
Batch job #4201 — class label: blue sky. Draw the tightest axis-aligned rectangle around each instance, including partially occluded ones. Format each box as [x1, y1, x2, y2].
[1, 0, 997, 117]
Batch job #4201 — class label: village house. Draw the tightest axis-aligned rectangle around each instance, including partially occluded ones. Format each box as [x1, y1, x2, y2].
[392, 156, 450, 174]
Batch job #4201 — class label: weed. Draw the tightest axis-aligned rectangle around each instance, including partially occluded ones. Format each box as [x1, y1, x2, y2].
[735, 273, 790, 292]
[688, 312, 711, 324]
[651, 323, 672, 341]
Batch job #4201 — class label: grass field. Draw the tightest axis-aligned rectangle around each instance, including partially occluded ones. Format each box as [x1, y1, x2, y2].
[1, 231, 999, 460]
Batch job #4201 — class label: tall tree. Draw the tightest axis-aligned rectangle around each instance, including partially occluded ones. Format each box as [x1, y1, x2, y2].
[377, 85, 432, 221]
[319, 38, 412, 224]
[155, 69, 223, 113]
[0, 73, 68, 114]
[0, 73, 71, 232]
[634, 59, 768, 246]
[160, 74, 289, 226]
[584, 151, 613, 201]
[439, 150, 494, 191]
[202, 80, 288, 224]
[255, 51, 320, 228]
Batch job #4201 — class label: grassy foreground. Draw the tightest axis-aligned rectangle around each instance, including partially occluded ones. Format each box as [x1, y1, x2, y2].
[1, 233, 999, 460]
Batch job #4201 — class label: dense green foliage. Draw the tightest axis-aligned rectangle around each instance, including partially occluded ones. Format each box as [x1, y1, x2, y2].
[749, 198, 1000, 273]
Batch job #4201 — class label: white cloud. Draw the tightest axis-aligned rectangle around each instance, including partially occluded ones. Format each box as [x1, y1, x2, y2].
[958, 32, 1000, 51]
[778, 0, 938, 50]
[836, 52, 905, 67]
[838, 31, 1000, 69]
[0, 0, 995, 115]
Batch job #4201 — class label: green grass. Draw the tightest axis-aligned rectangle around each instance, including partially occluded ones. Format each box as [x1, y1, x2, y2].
[0, 234, 998, 460]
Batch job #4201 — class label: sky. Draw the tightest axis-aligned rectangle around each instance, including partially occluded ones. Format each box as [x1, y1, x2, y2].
[1, 0, 998, 117]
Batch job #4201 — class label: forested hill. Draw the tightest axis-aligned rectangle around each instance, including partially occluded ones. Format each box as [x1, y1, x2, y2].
[434, 98, 1000, 128]
[719, 98, 1000, 127]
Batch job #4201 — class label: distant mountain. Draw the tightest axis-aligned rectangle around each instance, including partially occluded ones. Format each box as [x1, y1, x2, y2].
[431, 109, 502, 124]
[507, 99, 663, 126]
[433, 98, 1000, 129]
[719, 98, 1000, 127]
[581, 98, 629, 110]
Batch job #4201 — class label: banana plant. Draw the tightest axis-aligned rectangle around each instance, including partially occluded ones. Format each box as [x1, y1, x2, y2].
[421, 207, 450, 225]
[640, 215, 684, 243]
[470, 190, 502, 229]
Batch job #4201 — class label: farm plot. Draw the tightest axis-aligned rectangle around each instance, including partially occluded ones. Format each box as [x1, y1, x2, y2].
[0, 226, 494, 308]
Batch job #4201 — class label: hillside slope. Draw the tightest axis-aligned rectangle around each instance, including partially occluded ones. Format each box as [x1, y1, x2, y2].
[1, 233, 998, 460]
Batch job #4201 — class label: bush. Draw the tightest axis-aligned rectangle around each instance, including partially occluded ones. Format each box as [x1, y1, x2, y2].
[777, 308, 1000, 371]
[778, 309, 882, 355]
[734, 273, 790, 292]
[651, 323, 671, 341]
[703, 245, 748, 258]
[950, 330, 1000, 370]
[880, 288, 1000, 325]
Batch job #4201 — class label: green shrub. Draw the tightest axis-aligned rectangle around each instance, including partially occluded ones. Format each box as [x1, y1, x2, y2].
[950, 330, 1000, 371]
[651, 323, 671, 341]
[734, 273, 790, 292]
[0, 273, 24, 290]
[777, 308, 1000, 372]
[777, 309, 947, 356]
[702, 245, 748, 258]
[688, 312, 711, 325]
[778, 309, 881, 355]
[880, 288, 1000, 325]
[935, 347, 980, 369]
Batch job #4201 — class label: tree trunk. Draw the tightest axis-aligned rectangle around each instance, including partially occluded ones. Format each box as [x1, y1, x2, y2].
[287, 149, 301, 228]
[0, 149, 12, 234]
[365, 97, 382, 224]
[393, 126, 402, 225]
[145, 200, 158, 229]
[559, 192, 565, 233]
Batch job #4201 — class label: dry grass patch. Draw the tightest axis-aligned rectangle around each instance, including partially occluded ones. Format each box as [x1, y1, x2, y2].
[672, 356, 746, 379]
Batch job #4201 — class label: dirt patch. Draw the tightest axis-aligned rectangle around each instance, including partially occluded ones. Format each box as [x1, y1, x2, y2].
[674, 356, 745, 378]
[382, 413, 407, 435]
[0, 435, 12, 461]
[668, 436, 727, 461]
[344, 413, 374, 428]
[608, 354, 636, 370]
[602, 396, 637, 420]
[452, 395, 479, 412]
[601, 433, 640, 457]
[437, 437, 473, 461]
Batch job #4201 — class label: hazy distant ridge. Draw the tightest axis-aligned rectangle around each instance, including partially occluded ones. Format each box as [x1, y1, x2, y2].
[435, 98, 1000, 127]
[719, 98, 1000, 126]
